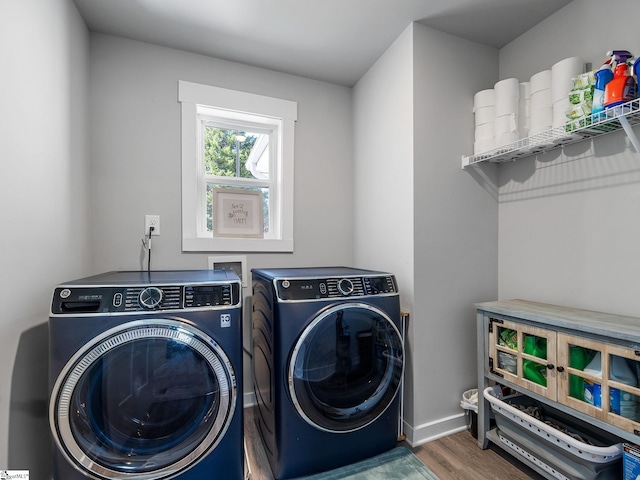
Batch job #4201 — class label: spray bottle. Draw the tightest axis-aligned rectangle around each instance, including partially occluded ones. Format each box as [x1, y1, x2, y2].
[604, 50, 636, 111]
[592, 57, 614, 118]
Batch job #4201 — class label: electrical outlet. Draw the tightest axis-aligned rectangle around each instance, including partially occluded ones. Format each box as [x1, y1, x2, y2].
[145, 215, 160, 236]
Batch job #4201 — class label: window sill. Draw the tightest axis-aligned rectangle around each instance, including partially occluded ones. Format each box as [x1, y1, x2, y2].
[182, 236, 293, 253]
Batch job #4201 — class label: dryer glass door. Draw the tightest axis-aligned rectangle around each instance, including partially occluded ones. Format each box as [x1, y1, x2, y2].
[50, 319, 236, 480]
[289, 303, 403, 432]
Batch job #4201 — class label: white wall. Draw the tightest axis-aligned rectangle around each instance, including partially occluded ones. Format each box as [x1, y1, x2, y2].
[0, 0, 90, 475]
[352, 22, 416, 427]
[412, 24, 499, 444]
[412, 24, 498, 443]
[353, 26, 415, 320]
[354, 23, 499, 445]
[497, 0, 640, 318]
[88, 34, 354, 400]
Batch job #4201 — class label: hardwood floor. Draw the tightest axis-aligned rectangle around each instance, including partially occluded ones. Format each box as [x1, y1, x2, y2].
[411, 431, 545, 480]
[243, 408, 545, 479]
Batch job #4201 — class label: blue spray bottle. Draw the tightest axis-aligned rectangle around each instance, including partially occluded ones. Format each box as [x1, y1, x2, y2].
[592, 56, 614, 119]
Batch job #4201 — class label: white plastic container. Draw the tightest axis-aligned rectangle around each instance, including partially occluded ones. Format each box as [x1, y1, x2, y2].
[484, 387, 622, 480]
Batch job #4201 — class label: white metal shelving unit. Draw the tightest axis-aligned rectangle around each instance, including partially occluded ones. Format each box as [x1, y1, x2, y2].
[462, 97, 640, 169]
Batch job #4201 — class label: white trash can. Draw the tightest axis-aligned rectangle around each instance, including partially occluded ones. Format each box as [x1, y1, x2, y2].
[460, 388, 478, 438]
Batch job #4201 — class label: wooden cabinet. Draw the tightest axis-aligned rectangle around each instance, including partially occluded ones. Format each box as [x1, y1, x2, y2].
[477, 300, 640, 461]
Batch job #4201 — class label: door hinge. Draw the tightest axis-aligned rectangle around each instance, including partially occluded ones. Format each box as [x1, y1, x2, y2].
[488, 357, 504, 378]
[489, 317, 504, 333]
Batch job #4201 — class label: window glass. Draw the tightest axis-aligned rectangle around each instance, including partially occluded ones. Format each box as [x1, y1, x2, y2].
[70, 338, 219, 472]
[289, 305, 403, 432]
[203, 126, 268, 179]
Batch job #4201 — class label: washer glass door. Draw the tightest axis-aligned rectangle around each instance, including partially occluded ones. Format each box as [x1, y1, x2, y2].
[50, 319, 236, 480]
[289, 303, 403, 432]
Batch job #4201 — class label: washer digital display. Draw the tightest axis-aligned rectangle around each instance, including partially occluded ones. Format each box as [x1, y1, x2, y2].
[185, 285, 231, 307]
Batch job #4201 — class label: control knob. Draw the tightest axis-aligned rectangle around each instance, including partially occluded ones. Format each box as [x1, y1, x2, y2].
[337, 278, 354, 296]
[139, 287, 163, 309]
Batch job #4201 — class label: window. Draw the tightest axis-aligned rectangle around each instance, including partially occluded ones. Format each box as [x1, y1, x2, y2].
[179, 81, 297, 252]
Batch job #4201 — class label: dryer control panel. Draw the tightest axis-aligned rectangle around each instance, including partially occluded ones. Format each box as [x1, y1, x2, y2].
[51, 283, 240, 315]
[275, 275, 397, 301]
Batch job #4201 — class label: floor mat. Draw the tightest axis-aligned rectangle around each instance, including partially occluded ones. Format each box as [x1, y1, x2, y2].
[292, 446, 440, 480]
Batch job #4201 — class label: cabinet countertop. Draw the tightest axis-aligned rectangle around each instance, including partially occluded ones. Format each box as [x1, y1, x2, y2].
[476, 299, 640, 344]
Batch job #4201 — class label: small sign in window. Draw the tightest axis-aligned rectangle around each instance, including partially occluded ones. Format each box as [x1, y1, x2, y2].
[213, 188, 264, 238]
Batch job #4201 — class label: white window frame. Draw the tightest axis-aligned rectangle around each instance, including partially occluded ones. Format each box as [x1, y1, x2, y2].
[179, 81, 296, 252]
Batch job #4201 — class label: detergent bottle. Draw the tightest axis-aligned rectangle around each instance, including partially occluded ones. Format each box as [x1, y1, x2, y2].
[592, 57, 614, 118]
[604, 50, 637, 110]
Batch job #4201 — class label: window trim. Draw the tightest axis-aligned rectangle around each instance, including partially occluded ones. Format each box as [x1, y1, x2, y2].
[196, 115, 275, 238]
[179, 81, 296, 252]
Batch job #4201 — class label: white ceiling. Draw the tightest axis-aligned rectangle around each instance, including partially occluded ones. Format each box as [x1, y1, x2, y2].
[72, 0, 572, 87]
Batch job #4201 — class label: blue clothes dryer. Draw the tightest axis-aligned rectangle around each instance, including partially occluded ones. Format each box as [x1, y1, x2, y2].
[48, 270, 244, 480]
[252, 267, 404, 479]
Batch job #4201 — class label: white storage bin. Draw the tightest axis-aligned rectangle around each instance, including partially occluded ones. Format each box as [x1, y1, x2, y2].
[484, 387, 622, 480]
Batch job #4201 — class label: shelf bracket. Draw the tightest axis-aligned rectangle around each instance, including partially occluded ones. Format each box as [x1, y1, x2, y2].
[618, 116, 640, 154]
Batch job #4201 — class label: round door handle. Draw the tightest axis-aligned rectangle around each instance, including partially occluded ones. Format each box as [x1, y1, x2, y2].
[556, 366, 565, 373]
[546, 364, 555, 370]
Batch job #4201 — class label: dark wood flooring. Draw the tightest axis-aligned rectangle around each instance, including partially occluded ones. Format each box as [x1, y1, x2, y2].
[243, 408, 545, 479]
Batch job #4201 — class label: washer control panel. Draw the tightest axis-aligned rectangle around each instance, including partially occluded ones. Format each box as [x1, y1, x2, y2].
[275, 275, 397, 301]
[51, 282, 239, 315]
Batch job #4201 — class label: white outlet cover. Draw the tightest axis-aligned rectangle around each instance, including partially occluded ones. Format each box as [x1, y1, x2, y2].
[145, 215, 160, 235]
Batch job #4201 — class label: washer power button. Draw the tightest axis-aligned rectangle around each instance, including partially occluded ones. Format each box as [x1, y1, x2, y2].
[113, 292, 123, 308]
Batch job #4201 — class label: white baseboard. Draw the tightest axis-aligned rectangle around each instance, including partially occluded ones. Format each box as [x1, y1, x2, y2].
[402, 412, 468, 447]
[242, 390, 467, 447]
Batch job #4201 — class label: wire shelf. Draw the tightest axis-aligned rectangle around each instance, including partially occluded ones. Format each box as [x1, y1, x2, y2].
[462, 98, 640, 168]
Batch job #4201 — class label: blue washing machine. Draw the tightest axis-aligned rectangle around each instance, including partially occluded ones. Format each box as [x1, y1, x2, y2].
[48, 270, 244, 480]
[252, 267, 404, 479]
